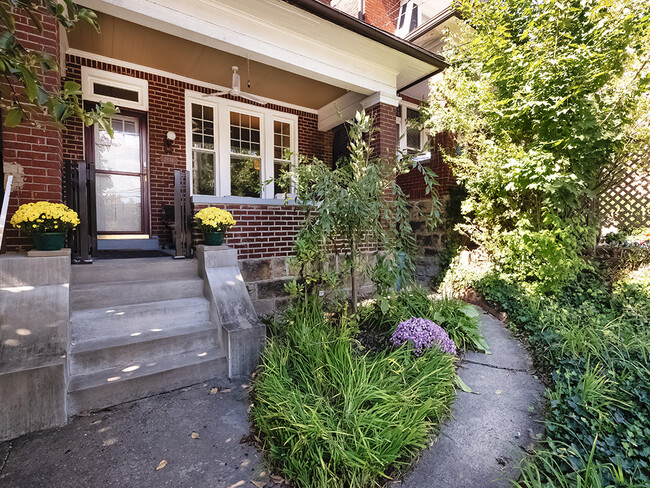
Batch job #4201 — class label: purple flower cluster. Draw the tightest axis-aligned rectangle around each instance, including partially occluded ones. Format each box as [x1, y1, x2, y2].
[391, 317, 457, 356]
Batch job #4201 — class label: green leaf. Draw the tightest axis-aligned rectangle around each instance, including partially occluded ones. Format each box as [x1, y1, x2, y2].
[454, 375, 475, 393]
[4, 107, 22, 127]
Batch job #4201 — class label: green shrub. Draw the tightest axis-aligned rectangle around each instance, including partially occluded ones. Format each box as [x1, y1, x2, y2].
[461, 265, 650, 485]
[250, 298, 456, 488]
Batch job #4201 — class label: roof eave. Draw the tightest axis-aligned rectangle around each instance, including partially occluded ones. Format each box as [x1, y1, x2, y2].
[282, 0, 448, 71]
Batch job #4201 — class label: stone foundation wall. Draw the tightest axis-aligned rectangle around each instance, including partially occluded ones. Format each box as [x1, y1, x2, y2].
[409, 197, 450, 285]
[239, 253, 376, 316]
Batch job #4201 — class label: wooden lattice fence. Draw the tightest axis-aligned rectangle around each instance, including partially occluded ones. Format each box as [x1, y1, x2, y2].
[599, 149, 650, 230]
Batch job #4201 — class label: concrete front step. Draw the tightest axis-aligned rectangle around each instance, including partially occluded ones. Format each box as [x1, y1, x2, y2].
[71, 257, 198, 285]
[71, 277, 205, 310]
[70, 297, 211, 340]
[67, 347, 227, 415]
[69, 322, 221, 375]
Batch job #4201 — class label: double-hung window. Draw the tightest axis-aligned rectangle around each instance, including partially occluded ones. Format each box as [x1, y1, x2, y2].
[397, 104, 427, 156]
[186, 92, 297, 199]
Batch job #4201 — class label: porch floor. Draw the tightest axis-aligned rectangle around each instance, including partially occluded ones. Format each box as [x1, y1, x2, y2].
[0, 382, 269, 488]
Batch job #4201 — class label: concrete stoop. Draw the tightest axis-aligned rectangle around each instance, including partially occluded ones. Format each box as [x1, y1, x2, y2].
[1, 247, 265, 442]
[67, 257, 228, 415]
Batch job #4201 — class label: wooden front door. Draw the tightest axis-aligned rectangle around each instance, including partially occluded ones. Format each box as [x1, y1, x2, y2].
[88, 113, 149, 236]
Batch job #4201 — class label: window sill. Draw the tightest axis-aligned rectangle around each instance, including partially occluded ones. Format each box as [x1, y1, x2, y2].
[191, 195, 299, 206]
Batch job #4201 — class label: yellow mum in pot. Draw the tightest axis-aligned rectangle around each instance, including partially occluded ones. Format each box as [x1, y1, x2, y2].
[194, 207, 236, 246]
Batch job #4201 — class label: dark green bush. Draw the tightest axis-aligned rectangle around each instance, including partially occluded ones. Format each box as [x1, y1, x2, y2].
[250, 298, 456, 488]
[470, 267, 650, 486]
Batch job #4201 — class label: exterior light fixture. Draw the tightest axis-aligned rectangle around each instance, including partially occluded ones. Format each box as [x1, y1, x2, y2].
[164, 131, 176, 153]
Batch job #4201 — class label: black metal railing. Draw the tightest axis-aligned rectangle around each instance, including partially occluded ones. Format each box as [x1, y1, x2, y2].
[65, 160, 97, 263]
[174, 169, 193, 258]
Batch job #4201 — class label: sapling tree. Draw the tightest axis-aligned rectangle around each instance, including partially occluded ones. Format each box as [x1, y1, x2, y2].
[426, 0, 650, 291]
[278, 111, 441, 311]
[0, 0, 116, 132]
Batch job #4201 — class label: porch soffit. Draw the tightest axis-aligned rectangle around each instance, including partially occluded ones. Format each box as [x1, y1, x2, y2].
[67, 13, 346, 110]
[79, 0, 440, 98]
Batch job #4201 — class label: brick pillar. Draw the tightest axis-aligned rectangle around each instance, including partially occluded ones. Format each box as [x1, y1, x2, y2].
[365, 102, 398, 160]
[2, 12, 62, 252]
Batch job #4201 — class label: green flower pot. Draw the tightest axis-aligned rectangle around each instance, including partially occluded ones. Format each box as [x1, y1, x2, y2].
[204, 231, 225, 246]
[32, 232, 66, 251]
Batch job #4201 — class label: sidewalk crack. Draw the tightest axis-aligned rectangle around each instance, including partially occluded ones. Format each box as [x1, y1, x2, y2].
[462, 358, 530, 373]
[0, 441, 12, 477]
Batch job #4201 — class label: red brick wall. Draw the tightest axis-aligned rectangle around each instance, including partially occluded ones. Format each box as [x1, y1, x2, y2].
[2, 12, 62, 252]
[193, 203, 305, 260]
[365, 0, 401, 33]
[62, 55, 332, 247]
[397, 131, 456, 199]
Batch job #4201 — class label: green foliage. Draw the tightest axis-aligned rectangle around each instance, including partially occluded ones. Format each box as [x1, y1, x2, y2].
[277, 111, 441, 310]
[427, 0, 650, 292]
[250, 297, 456, 488]
[444, 256, 650, 485]
[355, 287, 488, 354]
[0, 1, 116, 132]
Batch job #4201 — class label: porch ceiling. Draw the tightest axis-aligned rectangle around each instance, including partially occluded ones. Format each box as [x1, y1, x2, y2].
[77, 0, 444, 101]
[67, 12, 347, 110]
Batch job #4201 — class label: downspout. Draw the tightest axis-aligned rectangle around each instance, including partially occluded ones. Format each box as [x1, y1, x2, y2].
[358, 0, 364, 21]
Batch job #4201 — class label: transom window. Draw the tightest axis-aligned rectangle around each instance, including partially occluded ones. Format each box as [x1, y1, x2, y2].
[186, 93, 297, 199]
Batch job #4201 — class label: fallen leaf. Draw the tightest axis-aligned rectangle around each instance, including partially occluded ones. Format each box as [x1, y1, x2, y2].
[495, 390, 502, 394]
[251, 372, 257, 379]
[156, 460, 167, 470]
[221, 388, 232, 393]
[527, 428, 536, 440]
[270, 474, 284, 484]
[251, 481, 266, 488]
[191, 432, 200, 439]
[210, 387, 219, 394]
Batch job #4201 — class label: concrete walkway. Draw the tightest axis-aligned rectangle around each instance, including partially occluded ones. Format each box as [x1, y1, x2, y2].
[0, 382, 269, 488]
[395, 310, 546, 488]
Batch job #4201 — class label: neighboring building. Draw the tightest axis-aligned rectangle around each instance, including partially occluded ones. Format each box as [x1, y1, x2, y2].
[0, 0, 449, 442]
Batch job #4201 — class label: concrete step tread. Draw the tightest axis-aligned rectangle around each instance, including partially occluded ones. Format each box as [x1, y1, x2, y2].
[70, 321, 218, 354]
[67, 347, 225, 393]
[70, 297, 211, 340]
[71, 258, 199, 285]
[71, 276, 203, 289]
[70, 278, 205, 310]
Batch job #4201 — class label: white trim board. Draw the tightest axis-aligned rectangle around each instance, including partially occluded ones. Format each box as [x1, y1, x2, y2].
[67, 48, 319, 115]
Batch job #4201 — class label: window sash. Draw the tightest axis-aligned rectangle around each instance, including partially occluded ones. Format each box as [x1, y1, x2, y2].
[185, 93, 297, 198]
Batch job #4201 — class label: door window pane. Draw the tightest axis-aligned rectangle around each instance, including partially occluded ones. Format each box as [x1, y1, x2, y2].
[95, 117, 141, 173]
[230, 156, 260, 197]
[96, 174, 142, 232]
[192, 151, 215, 195]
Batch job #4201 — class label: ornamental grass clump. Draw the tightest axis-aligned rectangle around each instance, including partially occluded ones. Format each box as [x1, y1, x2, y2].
[391, 317, 457, 356]
[10, 201, 80, 234]
[251, 298, 456, 488]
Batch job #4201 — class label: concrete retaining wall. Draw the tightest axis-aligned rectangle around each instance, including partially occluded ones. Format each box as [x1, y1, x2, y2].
[0, 250, 70, 442]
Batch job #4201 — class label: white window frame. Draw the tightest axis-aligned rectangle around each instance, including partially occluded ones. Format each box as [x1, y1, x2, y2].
[81, 67, 149, 111]
[185, 90, 298, 199]
[397, 101, 426, 156]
